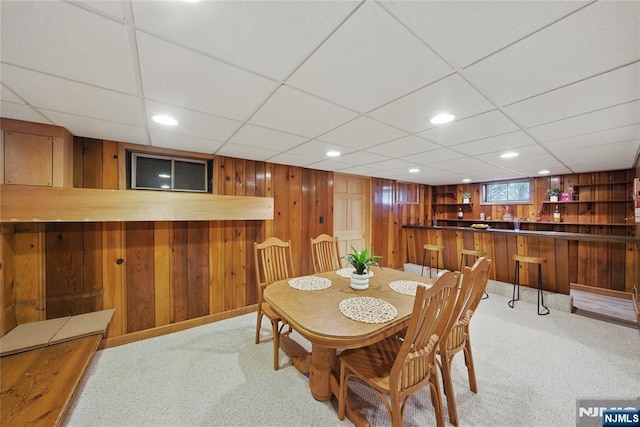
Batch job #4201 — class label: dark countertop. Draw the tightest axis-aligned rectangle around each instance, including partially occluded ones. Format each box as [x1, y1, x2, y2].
[402, 224, 640, 244]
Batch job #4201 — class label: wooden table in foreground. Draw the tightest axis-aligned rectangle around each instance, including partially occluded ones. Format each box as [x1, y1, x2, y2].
[264, 268, 429, 426]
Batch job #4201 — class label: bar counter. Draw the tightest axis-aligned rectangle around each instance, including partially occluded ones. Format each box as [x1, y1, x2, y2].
[402, 225, 639, 295]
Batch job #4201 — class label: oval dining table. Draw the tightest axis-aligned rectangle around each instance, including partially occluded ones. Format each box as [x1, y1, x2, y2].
[263, 267, 433, 426]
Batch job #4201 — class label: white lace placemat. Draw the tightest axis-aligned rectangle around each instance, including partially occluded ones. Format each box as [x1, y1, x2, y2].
[338, 297, 397, 324]
[389, 280, 432, 296]
[336, 268, 375, 278]
[288, 276, 332, 291]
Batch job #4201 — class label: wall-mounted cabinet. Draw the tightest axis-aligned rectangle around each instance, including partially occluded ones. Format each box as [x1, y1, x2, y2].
[1, 118, 73, 188]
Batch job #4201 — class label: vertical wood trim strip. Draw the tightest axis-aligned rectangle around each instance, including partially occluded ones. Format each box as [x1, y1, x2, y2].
[154, 222, 171, 327]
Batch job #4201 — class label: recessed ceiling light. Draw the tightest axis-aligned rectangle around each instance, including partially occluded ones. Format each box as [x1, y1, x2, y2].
[409, 168, 420, 173]
[152, 115, 178, 126]
[500, 151, 519, 159]
[538, 170, 551, 175]
[462, 178, 471, 183]
[326, 151, 341, 157]
[430, 113, 455, 125]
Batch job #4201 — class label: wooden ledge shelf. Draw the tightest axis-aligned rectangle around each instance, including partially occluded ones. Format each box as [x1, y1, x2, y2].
[0, 185, 274, 222]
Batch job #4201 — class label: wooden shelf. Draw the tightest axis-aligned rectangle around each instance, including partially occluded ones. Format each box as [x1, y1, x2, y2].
[542, 199, 631, 204]
[434, 218, 635, 227]
[572, 181, 630, 187]
[0, 185, 274, 222]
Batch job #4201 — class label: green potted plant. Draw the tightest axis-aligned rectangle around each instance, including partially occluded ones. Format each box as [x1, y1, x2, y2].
[546, 188, 561, 202]
[345, 247, 382, 290]
[462, 192, 471, 204]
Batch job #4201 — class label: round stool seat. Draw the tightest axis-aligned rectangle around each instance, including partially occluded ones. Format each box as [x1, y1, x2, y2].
[512, 254, 546, 265]
[461, 249, 486, 257]
[424, 244, 445, 251]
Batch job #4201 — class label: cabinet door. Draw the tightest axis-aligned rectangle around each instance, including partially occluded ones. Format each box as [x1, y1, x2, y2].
[4, 131, 53, 186]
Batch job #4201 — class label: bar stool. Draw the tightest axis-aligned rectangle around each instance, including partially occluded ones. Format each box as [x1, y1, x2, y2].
[460, 249, 488, 299]
[508, 254, 549, 315]
[421, 244, 445, 278]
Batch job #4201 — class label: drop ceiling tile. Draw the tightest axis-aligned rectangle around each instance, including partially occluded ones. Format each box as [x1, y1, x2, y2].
[428, 157, 491, 173]
[543, 124, 640, 152]
[382, 1, 588, 67]
[475, 144, 548, 167]
[528, 100, 640, 142]
[320, 117, 407, 149]
[150, 129, 224, 154]
[505, 63, 640, 128]
[365, 158, 416, 171]
[332, 151, 390, 166]
[365, 135, 440, 158]
[400, 148, 465, 165]
[131, 1, 358, 80]
[145, 100, 241, 142]
[1, 64, 143, 126]
[287, 139, 355, 159]
[136, 32, 276, 121]
[337, 165, 385, 177]
[250, 86, 358, 138]
[307, 159, 353, 172]
[1, 1, 136, 93]
[228, 124, 308, 152]
[466, 1, 640, 105]
[368, 74, 494, 133]
[288, 1, 452, 113]
[419, 110, 519, 147]
[1, 101, 52, 124]
[554, 139, 640, 171]
[1, 84, 23, 103]
[267, 152, 318, 168]
[43, 109, 148, 145]
[72, 1, 126, 19]
[216, 142, 279, 162]
[452, 131, 537, 156]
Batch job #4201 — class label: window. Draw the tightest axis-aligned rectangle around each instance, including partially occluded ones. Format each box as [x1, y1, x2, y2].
[129, 152, 211, 193]
[482, 180, 531, 204]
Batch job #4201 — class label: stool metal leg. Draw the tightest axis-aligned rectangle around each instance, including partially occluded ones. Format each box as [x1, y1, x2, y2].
[508, 261, 520, 308]
[421, 248, 427, 277]
[537, 263, 550, 316]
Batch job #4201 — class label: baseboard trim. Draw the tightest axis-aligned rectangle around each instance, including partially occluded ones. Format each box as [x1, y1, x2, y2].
[100, 305, 257, 350]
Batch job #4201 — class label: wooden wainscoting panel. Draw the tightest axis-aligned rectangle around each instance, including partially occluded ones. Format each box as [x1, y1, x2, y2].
[45, 223, 83, 318]
[102, 222, 125, 338]
[125, 222, 155, 333]
[187, 221, 209, 319]
[13, 224, 45, 324]
[154, 222, 171, 327]
[209, 221, 225, 314]
[171, 222, 189, 323]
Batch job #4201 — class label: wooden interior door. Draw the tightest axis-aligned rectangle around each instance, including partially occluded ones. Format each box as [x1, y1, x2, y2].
[334, 174, 370, 260]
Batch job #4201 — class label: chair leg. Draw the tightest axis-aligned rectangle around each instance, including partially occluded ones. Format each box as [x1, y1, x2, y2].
[537, 264, 550, 316]
[441, 353, 459, 426]
[255, 310, 263, 344]
[338, 363, 348, 420]
[429, 366, 446, 427]
[272, 320, 280, 370]
[463, 333, 478, 393]
[508, 261, 520, 308]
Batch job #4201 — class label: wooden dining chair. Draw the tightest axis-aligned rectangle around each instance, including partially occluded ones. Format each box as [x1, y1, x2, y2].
[338, 270, 460, 427]
[438, 257, 492, 426]
[254, 237, 295, 370]
[310, 234, 342, 273]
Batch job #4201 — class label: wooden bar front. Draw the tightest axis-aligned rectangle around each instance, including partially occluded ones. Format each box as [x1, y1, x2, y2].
[403, 225, 639, 295]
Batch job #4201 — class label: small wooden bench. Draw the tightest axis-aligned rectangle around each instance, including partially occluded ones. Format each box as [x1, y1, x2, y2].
[1, 335, 102, 426]
[0, 309, 115, 426]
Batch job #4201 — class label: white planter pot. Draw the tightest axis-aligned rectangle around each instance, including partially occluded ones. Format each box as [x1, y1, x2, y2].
[550, 195, 559, 202]
[463, 198, 470, 204]
[350, 272, 370, 290]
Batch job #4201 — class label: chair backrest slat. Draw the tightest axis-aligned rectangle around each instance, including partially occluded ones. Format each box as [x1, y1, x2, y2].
[391, 270, 460, 391]
[254, 237, 295, 303]
[310, 234, 341, 273]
